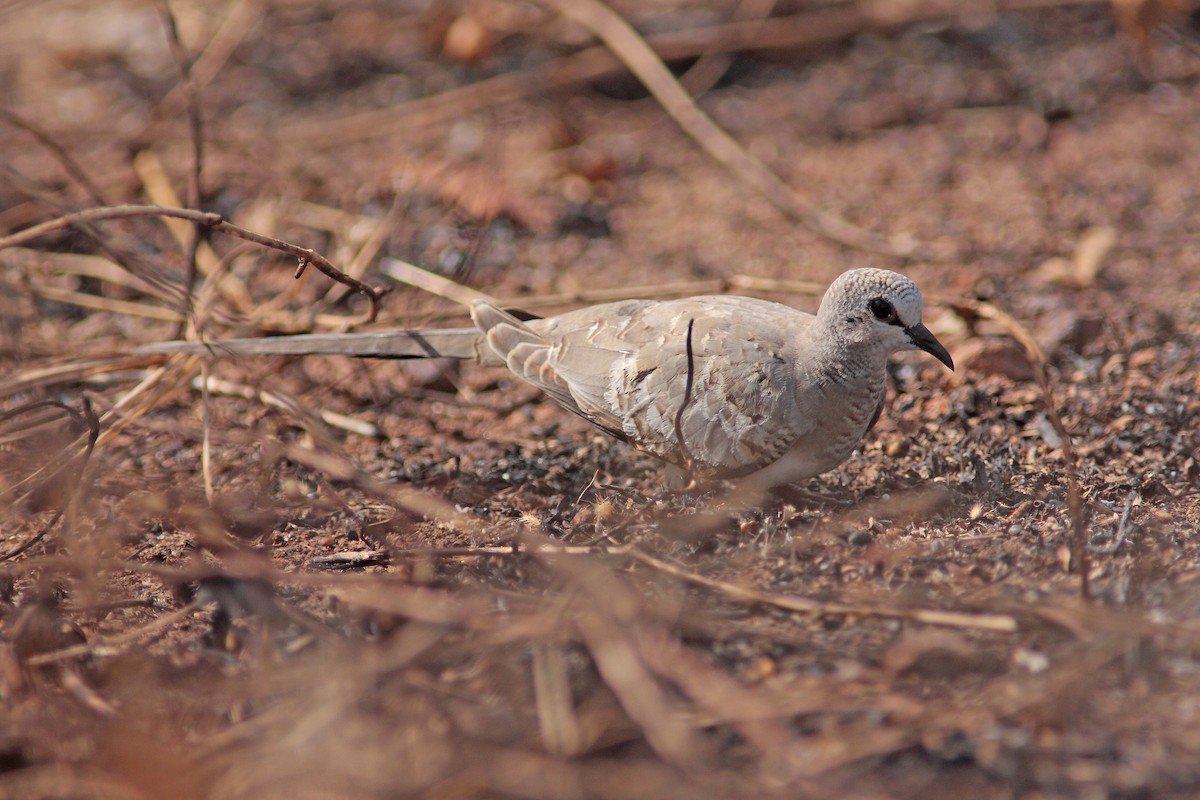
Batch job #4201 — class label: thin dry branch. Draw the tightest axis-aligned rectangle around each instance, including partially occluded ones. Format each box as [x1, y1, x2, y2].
[24, 601, 202, 666]
[0, 163, 192, 309]
[157, 0, 207, 337]
[0, 110, 109, 206]
[155, 0, 262, 111]
[158, 1, 204, 212]
[630, 550, 1019, 632]
[0, 205, 388, 322]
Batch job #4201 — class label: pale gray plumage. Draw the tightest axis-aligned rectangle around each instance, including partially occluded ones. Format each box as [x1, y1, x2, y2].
[138, 268, 953, 489]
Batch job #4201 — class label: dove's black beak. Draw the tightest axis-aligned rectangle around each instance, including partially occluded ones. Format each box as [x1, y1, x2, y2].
[906, 323, 954, 371]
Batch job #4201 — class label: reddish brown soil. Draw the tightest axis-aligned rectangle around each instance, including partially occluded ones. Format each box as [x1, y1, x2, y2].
[2, 2, 1200, 798]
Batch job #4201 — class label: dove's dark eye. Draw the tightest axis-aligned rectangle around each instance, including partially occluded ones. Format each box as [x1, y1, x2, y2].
[869, 298, 896, 322]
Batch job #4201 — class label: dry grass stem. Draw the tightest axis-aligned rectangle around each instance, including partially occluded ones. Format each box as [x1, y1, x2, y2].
[193, 374, 380, 438]
[381, 257, 499, 308]
[630, 550, 1019, 632]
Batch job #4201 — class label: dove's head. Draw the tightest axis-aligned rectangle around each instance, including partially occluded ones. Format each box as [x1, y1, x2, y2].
[817, 268, 954, 370]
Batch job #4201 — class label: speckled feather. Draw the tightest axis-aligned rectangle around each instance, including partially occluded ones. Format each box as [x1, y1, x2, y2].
[471, 268, 950, 487]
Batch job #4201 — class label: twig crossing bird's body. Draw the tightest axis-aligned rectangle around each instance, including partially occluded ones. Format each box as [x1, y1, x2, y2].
[141, 268, 953, 490]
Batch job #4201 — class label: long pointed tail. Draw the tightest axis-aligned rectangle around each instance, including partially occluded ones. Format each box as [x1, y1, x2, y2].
[135, 329, 485, 360]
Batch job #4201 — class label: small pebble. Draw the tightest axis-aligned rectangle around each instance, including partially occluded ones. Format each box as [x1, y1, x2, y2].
[848, 529, 873, 546]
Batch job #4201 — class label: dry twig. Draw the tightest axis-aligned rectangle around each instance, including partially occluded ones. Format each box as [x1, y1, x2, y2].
[630, 550, 1019, 632]
[195, 374, 380, 438]
[24, 601, 202, 666]
[0, 205, 389, 322]
[0, 110, 109, 206]
[157, 0, 206, 336]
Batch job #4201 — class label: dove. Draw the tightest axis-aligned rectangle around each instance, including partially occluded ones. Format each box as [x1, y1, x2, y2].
[139, 268, 952, 490]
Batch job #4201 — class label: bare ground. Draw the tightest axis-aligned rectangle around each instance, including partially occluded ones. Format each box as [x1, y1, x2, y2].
[2, 1, 1200, 798]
